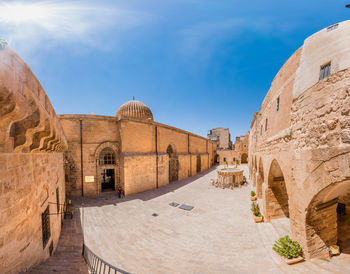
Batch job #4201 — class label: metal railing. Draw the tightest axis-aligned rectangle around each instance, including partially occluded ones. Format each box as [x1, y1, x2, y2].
[83, 244, 130, 274]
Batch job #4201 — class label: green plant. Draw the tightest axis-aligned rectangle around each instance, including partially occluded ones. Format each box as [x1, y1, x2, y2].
[251, 190, 256, 197]
[273, 236, 303, 259]
[251, 202, 261, 217]
[225, 161, 228, 166]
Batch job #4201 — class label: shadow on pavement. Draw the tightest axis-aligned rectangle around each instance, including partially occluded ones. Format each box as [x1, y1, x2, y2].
[72, 165, 218, 208]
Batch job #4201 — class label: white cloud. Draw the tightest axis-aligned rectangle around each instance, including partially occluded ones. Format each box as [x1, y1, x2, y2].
[0, 0, 151, 53]
[177, 17, 296, 58]
[178, 18, 246, 57]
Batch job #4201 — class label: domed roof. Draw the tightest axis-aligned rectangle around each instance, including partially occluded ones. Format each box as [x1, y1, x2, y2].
[116, 100, 153, 121]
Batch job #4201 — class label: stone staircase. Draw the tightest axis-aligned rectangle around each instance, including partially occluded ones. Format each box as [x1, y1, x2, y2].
[256, 215, 350, 273]
[23, 208, 88, 274]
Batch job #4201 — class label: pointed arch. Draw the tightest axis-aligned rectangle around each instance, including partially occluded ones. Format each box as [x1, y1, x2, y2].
[265, 159, 289, 219]
[241, 153, 248, 164]
[305, 179, 350, 258]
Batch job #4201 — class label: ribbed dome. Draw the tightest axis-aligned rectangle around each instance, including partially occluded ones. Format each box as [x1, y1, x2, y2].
[116, 100, 154, 121]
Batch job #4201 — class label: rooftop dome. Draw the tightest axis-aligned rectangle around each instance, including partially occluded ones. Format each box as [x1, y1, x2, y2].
[116, 100, 154, 121]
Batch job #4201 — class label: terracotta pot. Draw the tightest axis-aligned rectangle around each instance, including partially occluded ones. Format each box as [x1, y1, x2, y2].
[254, 216, 263, 223]
[250, 196, 257, 201]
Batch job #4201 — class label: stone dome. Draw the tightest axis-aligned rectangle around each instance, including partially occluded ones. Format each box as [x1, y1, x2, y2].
[116, 100, 154, 121]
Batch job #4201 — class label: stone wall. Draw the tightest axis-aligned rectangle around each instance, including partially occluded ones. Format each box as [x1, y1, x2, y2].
[60, 115, 215, 197]
[0, 48, 67, 154]
[248, 21, 350, 259]
[0, 153, 65, 274]
[59, 115, 119, 196]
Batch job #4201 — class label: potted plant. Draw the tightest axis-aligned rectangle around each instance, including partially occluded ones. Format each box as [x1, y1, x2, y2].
[251, 202, 263, 223]
[250, 190, 257, 201]
[273, 236, 304, 264]
[225, 161, 228, 167]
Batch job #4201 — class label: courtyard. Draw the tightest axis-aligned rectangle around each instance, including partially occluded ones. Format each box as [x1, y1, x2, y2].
[79, 165, 350, 273]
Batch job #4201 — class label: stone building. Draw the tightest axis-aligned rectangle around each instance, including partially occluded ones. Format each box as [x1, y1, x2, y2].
[60, 101, 217, 197]
[207, 127, 232, 149]
[217, 132, 249, 165]
[249, 20, 350, 259]
[0, 46, 216, 273]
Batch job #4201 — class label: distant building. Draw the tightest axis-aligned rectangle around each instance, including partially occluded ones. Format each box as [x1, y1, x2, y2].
[216, 132, 249, 165]
[207, 128, 232, 149]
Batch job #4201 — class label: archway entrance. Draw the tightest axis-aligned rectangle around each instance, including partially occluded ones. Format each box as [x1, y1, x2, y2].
[241, 153, 248, 164]
[265, 159, 289, 219]
[196, 154, 201, 173]
[306, 180, 350, 257]
[99, 147, 117, 192]
[101, 169, 115, 191]
[167, 145, 178, 182]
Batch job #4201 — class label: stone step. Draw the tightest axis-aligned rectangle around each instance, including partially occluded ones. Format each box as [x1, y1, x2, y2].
[22, 209, 88, 274]
[310, 257, 350, 274]
[270, 218, 291, 238]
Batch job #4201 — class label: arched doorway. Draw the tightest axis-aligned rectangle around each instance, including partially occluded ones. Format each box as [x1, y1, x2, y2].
[99, 148, 117, 191]
[241, 153, 248, 164]
[167, 145, 178, 182]
[196, 154, 201, 173]
[257, 158, 264, 198]
[306, 180, 350, 258]
[265, 159, 289, 220]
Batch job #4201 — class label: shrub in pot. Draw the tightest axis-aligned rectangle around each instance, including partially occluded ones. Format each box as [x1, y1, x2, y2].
[273, 236, 303, 264]
[250, 190, 257, 201]
[251, 202, 263, 222]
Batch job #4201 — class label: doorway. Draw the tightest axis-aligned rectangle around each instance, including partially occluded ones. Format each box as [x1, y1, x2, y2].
[101, 169, 115, 191]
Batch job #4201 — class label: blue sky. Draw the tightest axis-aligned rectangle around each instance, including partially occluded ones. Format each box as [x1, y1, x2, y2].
[1, 0, 349, 138]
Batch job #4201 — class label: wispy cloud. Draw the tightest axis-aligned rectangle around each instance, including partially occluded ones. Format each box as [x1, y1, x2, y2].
[177, 17, 296, 58]
[0, 0, 151, 53]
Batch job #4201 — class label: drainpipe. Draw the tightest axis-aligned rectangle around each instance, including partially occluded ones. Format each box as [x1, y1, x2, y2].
[155, 126, 158, 189]
[80, 119, 84, 197]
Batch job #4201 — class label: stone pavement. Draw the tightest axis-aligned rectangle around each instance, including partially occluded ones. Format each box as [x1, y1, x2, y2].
[78, 165, 349, 273]
[24, 208, 88, 274]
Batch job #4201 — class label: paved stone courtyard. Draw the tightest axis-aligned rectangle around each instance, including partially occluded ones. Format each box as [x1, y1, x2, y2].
[79, 165, 350, 274]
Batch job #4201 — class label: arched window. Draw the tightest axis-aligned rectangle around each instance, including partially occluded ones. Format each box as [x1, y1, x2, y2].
[99, 148, 116, 165]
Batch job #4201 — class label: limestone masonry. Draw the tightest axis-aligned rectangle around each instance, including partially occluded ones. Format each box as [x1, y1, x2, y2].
[1, 18, 350, 273]
[0, 46, 215, 272]
[249, 20, 350, 259]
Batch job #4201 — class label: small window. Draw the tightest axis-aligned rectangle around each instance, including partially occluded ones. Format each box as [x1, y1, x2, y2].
[223, 157, 226, 162]
[327, 24, 338, 32]
[99, 148, 116, 165]
[265, 118, 268, 131]
[276, 97, 280, 112]
[320, 63, 331, 80]
[42, 206, 51, 248]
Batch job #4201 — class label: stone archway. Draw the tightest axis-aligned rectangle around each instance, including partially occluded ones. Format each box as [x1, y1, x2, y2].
[305, 180, 350, 258]
[265, 159, 289, 220]
[241, 153, 248, 164]
[257, 158, 264, 199]
[94, 141, 120, 194]
[167, 144, 178, 182]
